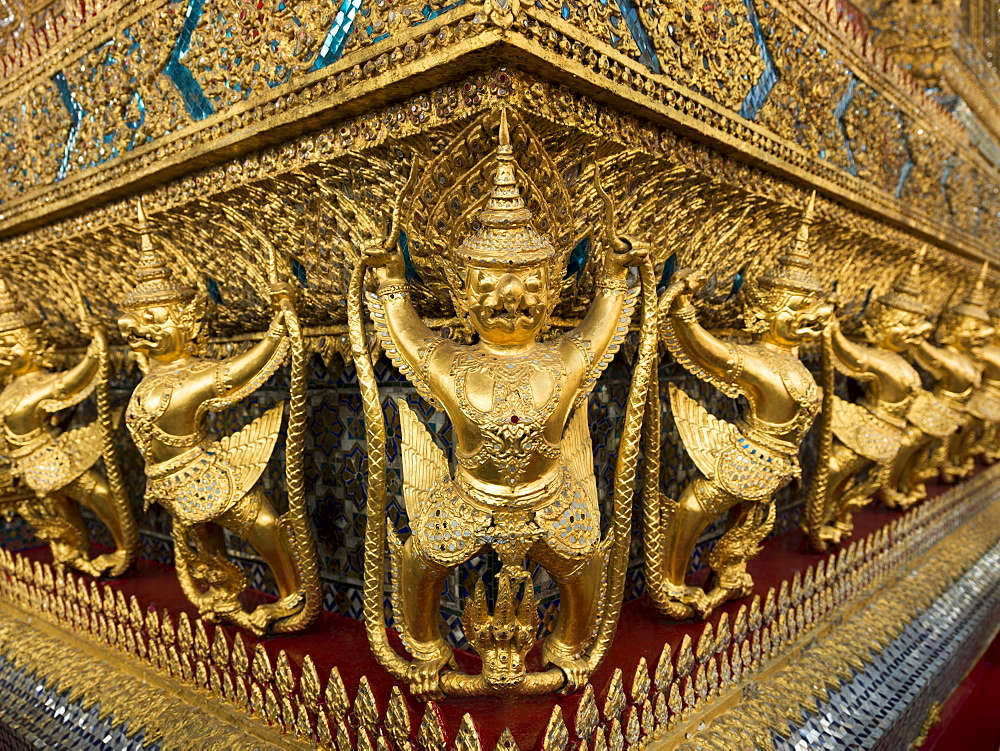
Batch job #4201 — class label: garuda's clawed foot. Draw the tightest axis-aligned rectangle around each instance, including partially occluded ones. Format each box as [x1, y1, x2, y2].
[658, 583, 709, 620]
[701, 571, 754, 617]
[832, 518, 854, 542]
[542, 639, 590, 694]
[247, 590, 306, 634]
[808, 524, 843, 549]
[407, 652, 452, 701]
[87, 550, 129, 577]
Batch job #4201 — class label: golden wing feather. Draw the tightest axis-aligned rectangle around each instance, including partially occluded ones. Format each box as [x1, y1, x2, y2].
[830, 396, 899, 463]
[215, 404, 285, 498]
[668, 383, 734, 483]
[562, 405, 598, 509]
[397, 399, 450, 521]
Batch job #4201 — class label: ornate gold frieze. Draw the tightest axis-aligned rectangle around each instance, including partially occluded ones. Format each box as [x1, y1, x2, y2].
[0, 71, 989, 356]
[0, 0, 997, 271]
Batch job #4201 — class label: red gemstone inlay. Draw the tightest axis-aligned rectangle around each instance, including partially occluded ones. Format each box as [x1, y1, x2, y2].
[510, 415, 519, 423]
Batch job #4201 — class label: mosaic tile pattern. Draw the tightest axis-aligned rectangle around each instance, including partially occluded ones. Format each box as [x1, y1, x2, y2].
[775, 537, 1000, 750]
[0, 656, 154, 750]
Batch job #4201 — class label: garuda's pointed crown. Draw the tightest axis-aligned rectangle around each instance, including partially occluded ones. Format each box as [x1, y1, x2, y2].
[948, 261, 991, 324]
[0, 277, 39, 334]
[122, 198, 195, 309]
[758, 191, 825, 296]
[457, 110, 557, 269]
[878, 246, 928, 316]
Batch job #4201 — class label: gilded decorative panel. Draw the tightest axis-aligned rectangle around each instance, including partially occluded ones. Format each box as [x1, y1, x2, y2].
[0, 0, 996, 270]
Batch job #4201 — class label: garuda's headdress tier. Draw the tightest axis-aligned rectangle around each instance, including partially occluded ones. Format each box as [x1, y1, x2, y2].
[457, 109, 557, 269]
[758, 191, 825, 296]
[948, 260, 991, 324]
[122, 198, 195, 310]
[878, 245, 929, 316]
[0, 277, 39, 334]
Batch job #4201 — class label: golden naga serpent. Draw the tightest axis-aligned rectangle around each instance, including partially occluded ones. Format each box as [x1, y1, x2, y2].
[95, 331, 137, 576]
[72, 277, 137, 577]
[254, 231, 322, 633]
[804, 325, 837, 553]
[350, 158, 659, 696]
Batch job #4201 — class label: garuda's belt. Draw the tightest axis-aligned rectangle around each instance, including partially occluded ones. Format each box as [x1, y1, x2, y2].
[143, 405, 283, 526]
[11, 423, 102, 495]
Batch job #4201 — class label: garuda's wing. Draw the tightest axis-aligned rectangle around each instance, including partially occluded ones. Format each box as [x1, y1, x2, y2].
[906, 390, 963, 438]
[668, 384, 732, 482]
[397, 398, 450, 523]
[831, 396, 902, 464]
[16, 422, 103, 494]
[562, 405, 598, 510]
[668, 384, 794, 501]
[215, 403, 284, 499]
[966, 386, 1000, 422]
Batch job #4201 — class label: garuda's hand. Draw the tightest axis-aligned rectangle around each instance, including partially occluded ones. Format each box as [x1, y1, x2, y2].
[608, 235, 650, 269]
[667, 268, 707, 298]
[268, 282, 295, 306]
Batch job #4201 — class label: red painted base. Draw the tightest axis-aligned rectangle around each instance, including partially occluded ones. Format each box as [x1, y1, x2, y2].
[921, 629, 1000, 750]
[11, 475, 962, 748]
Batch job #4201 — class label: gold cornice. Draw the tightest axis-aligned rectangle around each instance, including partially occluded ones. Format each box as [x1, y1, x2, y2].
[0, 0, 997, 270]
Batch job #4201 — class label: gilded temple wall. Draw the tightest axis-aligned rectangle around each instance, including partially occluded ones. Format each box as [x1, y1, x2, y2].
[2, 0, 1000, 648]
[0, 0, 999, 745]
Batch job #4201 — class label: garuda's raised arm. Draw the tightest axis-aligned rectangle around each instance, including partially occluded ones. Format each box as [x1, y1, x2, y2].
[659, 269, 742, 399]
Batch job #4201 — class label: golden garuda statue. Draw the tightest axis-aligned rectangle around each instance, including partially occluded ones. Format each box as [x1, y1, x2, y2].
[0, 277, 136, 577]
[977, 303, 1000, 464]
[118, 201, 320, 635]
[804, 247, 932, 550]
[950, 275, 1000, 468]
[911, 262, 994, 484]
[348, 110, 658, 698]
[646, 193, 831, 620]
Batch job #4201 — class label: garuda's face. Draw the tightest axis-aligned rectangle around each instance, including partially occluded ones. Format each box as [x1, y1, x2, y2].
[0, 331, 32, 375]
[870, 308, 932, 353]
[465, 263, 550, 347]
[118, 305, 188, 362]
[764, 291, 832, 347]
[948, 316, 994, 354]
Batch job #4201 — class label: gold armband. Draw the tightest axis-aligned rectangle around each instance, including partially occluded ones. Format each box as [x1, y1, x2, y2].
[673, 302, 697, 322]
[214, 362, 235, 396]
[595, 276, 629, 292]
[377, 282, 410, 299]
[267, 317, 287, 340]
